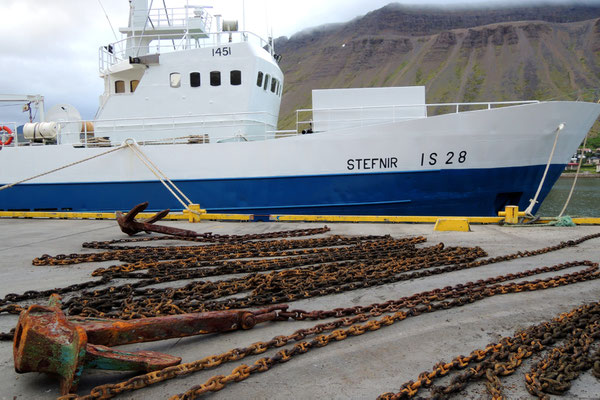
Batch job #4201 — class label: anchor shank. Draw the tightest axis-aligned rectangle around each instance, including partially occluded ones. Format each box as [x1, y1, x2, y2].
[136, 222, 199, 237]
[72, 310, 257, 347]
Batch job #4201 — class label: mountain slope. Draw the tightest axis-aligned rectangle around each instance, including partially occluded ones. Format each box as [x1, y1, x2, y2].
[275, 4, 600, 131]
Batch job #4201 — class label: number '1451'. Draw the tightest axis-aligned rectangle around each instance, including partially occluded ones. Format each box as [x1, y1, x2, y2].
[212, 47, 231, 56]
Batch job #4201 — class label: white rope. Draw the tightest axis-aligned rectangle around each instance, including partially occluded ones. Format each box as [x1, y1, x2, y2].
[523, 123, 565, 217]
[124, 139, 194, 210]
[558, 133, 588, 218]
[559, 96, 600, 215]
[0, 144, 127, 191]
[126, 139, 193, 204]
[1, 140, 199, 213]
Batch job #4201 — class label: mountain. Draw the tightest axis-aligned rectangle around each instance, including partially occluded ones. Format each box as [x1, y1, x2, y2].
[274, 4, 600, 134]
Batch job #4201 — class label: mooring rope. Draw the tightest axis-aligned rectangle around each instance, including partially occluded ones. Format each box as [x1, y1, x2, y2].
[124, 139, 195, 211]
[1, 140, 198, 215]
[558, 132, 588, 218]
[0, 144, 127, 191]
[523, 123, 565, 217]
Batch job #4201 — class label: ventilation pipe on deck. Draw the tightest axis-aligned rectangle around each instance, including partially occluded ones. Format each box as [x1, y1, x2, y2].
[215, 14, 222, 44]
[215, 14, 222, 32]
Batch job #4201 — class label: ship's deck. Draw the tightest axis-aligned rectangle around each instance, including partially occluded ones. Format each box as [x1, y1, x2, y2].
[1, 219, 599, 399]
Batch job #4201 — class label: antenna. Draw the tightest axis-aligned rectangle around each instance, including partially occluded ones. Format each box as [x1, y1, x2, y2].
[267, 0, 274, 54]
[97, 0, 119, 42]
[242, 0, 246, 32]
[135, 0, 155, 57]
[265, 0, 268, 38]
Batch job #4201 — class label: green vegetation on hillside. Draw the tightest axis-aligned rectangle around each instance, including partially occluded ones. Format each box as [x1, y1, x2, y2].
[463, 64, 486, 102]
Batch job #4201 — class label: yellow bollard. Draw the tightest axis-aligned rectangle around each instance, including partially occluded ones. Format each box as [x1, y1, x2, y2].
[498, 205, 526, 224]
[184, 204, 207, 223]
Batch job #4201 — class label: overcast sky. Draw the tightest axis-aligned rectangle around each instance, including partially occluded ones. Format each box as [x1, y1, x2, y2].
[0, 0, 596, 124]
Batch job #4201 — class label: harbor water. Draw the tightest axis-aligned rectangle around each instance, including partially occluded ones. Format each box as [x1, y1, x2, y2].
[537, 176, 600, 217]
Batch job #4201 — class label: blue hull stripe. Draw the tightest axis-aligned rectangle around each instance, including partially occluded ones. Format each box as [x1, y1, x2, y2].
[0, 165, 564, 216]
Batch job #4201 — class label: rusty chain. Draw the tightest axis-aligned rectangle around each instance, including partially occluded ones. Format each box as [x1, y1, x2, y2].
[59, 233, 599, 320]
[59, 259, 600, 400]
[377, 300, 600, 400]
[1, 228, 599, 399]
[82, 226, 334, 248]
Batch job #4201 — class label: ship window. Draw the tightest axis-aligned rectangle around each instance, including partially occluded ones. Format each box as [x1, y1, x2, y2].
[271, 78, 277, 93]
[115, 80, 125, 93]
[190, 72, 201, 87]
[170, 73, 181, 88]
[230, 70, 242, 85]
[263, 74, 270, 91]
[130, 80, 140, 92]
[257, 71, 263, 87]
[210, 71, 221, 86]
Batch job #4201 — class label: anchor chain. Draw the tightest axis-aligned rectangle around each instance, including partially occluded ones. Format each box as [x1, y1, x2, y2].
[84, 226, 334, 249]
[378, 300, 600, 399]
[59, 259, 600, 400]
[2, 229, 600, 399]
[60, 234, 600, 320]
[1, 233, 599, 327]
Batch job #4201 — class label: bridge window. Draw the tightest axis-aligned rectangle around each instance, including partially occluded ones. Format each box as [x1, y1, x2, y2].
[230, 70, 242, 86]
[115, 80, 125, 93]
[210, 71, 221, 86]
[190, 72, 201, 87]
[271, 78, 277, 93]
[263, 74, 270, 91]
[170, 73, 181, 88]
[257, 71, 263, 87]
[130, 80, 140, 92]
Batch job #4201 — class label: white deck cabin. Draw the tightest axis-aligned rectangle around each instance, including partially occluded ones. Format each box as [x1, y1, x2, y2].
[94, 0, 283, 144]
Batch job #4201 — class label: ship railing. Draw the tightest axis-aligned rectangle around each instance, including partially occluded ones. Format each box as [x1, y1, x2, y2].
[144, 6, 213, 30]
[295, 100, 540, 133]
[99, 30, 272, 72]
[73, 110, 278, 147]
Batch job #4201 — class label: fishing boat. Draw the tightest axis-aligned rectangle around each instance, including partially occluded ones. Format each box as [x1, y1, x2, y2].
[1, 0, 599, 217]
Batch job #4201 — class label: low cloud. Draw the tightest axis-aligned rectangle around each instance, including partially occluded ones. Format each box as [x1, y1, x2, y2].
[0, 0, 127, 123]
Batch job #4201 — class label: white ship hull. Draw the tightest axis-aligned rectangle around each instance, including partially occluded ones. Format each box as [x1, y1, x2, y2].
[1, 101, 598, 216]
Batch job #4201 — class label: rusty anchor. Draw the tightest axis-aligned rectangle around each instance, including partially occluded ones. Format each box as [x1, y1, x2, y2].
[116, 201, 198, 237]
[13, 295, 287, 394]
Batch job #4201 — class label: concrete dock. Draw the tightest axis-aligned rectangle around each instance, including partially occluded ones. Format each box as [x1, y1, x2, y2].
[1, 218, 599, 399]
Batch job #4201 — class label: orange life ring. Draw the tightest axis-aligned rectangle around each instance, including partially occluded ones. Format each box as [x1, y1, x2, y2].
[0, 126, 13, 146]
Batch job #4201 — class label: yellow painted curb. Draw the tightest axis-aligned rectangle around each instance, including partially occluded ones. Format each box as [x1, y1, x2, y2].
[1, 209, 599, 225]
[0, 211, 251, 222]
[270, 214, 503, 224]
[433, 218, 471, 232]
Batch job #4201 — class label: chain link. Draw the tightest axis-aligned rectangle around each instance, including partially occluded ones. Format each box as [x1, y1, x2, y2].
[62, 260, 600, 400]
[3, 228, 600, 399]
